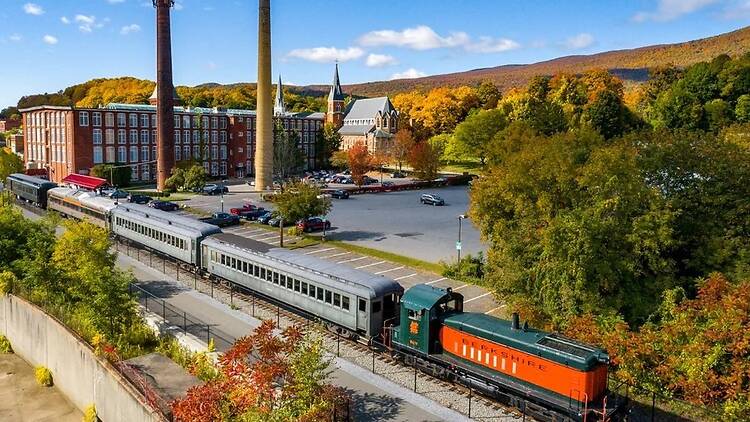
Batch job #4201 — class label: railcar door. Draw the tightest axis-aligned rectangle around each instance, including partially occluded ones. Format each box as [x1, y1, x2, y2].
[356, 297, 368, 334]
[200, 243, 208, 269]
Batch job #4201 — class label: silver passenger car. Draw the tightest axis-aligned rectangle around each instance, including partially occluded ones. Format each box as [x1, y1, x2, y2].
[201, 233, 403, 338]
[47, 187, 118, 228]
[111, 203, 221, 265]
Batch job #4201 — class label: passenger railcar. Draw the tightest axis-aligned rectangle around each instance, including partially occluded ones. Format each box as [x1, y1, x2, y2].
[47, 187, 118, 227]
[392, 284, 621, 421]
[5, 174, 57, 208]
[200, 233, 403, 338]
[111, 203, 221, 265]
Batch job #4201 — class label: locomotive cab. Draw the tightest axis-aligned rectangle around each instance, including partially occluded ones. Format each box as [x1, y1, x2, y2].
[393, 284, 463, 355]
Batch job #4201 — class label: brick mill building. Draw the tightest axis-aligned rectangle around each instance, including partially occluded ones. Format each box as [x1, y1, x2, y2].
[19, 102, 324, 184]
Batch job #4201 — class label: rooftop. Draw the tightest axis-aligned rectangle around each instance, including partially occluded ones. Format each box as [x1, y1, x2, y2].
[343, 97, 396, 121]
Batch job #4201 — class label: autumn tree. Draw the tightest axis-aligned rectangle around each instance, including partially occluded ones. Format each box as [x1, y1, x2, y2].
[330, 150, 349, 170]
[273, 181, 331, 224]
[408, 142, 442, 181]
[347, 142, 371, 187]
[0, 147, 23, 181]
[389, 127, 415, 172]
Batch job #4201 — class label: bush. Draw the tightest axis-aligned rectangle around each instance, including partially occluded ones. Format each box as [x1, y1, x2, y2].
[0, 335, 12, 353]
[0, 271, 17, 295]
[442, 252, 485, 285]
[83, 404, 98, 422]
[125, 190, 171, 198]
[35, 366, 53, 387]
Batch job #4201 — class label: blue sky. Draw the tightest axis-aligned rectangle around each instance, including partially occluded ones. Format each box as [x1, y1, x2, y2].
[1, 0, 749, 107]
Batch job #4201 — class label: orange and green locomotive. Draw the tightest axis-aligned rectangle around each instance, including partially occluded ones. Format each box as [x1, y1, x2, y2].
[391, 284, 625, 421]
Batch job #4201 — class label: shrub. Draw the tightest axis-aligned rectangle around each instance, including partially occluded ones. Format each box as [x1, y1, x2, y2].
[83, 404, 98, 422]
[35, 366, 53, 387]
[0, 335, 12, 353]
[0, 271, 17, 295]
[442, 252, 486, 285]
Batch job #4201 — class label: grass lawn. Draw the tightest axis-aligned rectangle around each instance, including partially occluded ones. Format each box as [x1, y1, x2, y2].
[306, 237, 445, 274]
[441, 160, 484, 175]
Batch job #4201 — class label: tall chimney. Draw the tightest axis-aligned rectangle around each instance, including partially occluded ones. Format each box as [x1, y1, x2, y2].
[254, 0, 273, 191]
[154, 0, 176, 192]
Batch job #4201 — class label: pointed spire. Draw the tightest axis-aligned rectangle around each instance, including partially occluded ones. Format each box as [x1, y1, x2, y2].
[329, 63, 345, 102]
[274, 74, 286, 116]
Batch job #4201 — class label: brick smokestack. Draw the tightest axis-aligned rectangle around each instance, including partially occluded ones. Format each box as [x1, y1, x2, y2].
[154, 0, 176, 192]
[254, 0, 273, 191]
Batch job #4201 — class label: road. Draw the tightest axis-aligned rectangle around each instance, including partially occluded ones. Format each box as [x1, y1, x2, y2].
[186, 183, 487, 263]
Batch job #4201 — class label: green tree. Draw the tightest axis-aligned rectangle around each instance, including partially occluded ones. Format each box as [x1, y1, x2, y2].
[273, 122, 305, 181]
[272, 181, 331, 225]
[0, 147, 23, 181]
[476, 80, 501, 109]
[583, 90, 628, 139]
[315, 123, 342, 168]
[164, 167, 186, 192]
[704, 99, 733, 132]
[90, 164, 132, 188]
[452, 109, 507, 165]
[735, 94, 750, 123]
[183, 164, 208, 192]
[651, 84, 705, 130]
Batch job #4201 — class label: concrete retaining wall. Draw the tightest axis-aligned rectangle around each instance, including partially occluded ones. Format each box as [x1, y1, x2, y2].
[0, 295, 164, 422]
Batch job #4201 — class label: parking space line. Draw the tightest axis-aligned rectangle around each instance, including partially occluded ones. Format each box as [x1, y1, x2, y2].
[453, 284, 469, 291]
[338, 256, 367, 264]
[254, 234, 281, 241]
[395, 273, 417, 281]
[485, 304, 506, 315]
[375, 266, 404, 275]
[323, 252, 350, 259]
[464, 292, 492, 304]
[305, 247, 335, 255]
[355, 260, 386, 269]
[426, 277, 446, 285]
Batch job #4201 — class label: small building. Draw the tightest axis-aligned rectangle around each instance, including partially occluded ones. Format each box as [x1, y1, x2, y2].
[6, 133, 24, 157]
[0, 119, 21, 132]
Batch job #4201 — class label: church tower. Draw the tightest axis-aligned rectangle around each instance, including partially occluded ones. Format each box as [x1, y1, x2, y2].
[326, 63, 345, 129]
[274, 74, 286, 116]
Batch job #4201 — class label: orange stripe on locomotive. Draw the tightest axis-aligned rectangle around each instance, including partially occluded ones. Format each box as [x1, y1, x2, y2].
[439, 325, 608, 404]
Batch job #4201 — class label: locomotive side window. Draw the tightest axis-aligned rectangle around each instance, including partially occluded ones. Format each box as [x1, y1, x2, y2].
[359, 299, 366, 312]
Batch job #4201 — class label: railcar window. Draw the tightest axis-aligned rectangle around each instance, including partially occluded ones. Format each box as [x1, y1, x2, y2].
[266, 270, 272, 282]
[279, 274, 285, 286]
[242, 262, 247, 273]
[307, 284, 315, 298]
[333, 293, 341, 307]
[294, 280, 300, 292]
[286, 278, 293, 289]
[359, 299, 366, 312]
[342, 296, 350, 311]
[325, 290, 332, 304]
[273, 272, 279, 284]
[254, 265, 259, 277]
[301, 282, 308, 295]
[408, 309, 422, 321]
[317, 287, 324, 301]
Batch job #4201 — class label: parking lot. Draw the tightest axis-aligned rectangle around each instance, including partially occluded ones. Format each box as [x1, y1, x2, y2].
[184, 182, 487, 264]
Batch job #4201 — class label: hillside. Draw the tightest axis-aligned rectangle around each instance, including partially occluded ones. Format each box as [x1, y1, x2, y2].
[340, 25, 750, 97]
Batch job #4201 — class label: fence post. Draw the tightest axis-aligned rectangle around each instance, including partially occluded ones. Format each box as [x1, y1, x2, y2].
[149, 249, 152, 267]
[193, 271, 197, 289]
[176, 264, 179, 281]
[651, 391, 656, 422]
[468, 386, 472, 418]
[337, 331, 340, 357]
[207, 325, 210, 344]
[230, 283, 233, 307]
[211, 278, 214, 298]
[183, 312, 187, 333]
[252, 295, 256, 317]
[413, 360, 418, 392]
[137, 247, 139, 261]
[372, 348, 375, 373]
[277, 305, 280, 327]
[163, 256, 165, 273]
[162, 300, 166, 320]
[145, 294, 148, 310]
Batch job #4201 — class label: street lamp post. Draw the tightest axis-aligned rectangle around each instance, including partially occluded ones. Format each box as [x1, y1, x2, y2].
[220, 179, 227, 213]
[322, 216, 327, 242]
[457, 215, 467, 268]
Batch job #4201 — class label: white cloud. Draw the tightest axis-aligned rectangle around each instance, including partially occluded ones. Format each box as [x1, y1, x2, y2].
[120, 24, 141, 35]
[287, 47, 365, 63]
[633, 0, 719, 22]
[23, 3, 44, 16]
[359, 25, 469, 50]
[466, 36, 521, 53]
[723, 0, 750, 19]
[366, 53, 398, 68]
[43, 35, 58, 45]
[174, 1, 184, 10]
[391, 68, 427, 80]
[563, 33, 595, 50]
[9, 34, 22, 42]
[61, 16, 70, 24]
[74, 15, 106, 33]
[107, 0, 126, 4]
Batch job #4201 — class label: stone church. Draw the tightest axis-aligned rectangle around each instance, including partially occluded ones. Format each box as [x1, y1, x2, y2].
[325, 64, 399, 153]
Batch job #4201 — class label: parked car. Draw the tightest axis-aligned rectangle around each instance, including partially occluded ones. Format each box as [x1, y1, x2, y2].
[128, 194, 152, 204]
[381, 181, 395, 188]
[363, 176, 379, 185]
[331, 189, 350, 199]
[297, 217, 331, 233]
[257, 211, 274, 224]
[230, 203, 261, 217]
[420, 194, 445, 206]
[148, 200, 179, 211]
[268, 216, 293, 227]
[391, 172, 406, 178]
[199, 212, 240, 227]
[107, 189, 130, 199]
[433, 177, 449, 185]
[202, 184, 229, 195]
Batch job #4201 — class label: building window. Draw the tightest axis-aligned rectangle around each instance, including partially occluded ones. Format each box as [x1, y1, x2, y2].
[183, 115, 190, 128]
[193, 145, 200, 159]
[129, 113, 138, 127]
[220, 161, 227, 176]
[105, 113, 114, 127]
[92, 112, 101, 127]
[130, 146, 138, 163]
[93, 146, 103, 164]
[175, 145, 181, 161]
[220, 131, 227, 143]
[211, 117, 218, 129]
[202, 116, 209, 129]
[152, 146, 157, 161]
[118, 146, 127, 163]
[79, 112, 89, 127]
[174, 115, 181, 128]
[220, 145, 227, 160]
[220, 118, 227, 129]
[129, 130, 138, 144]
[118, 129, 127, 144]
[152, 130, 157, 144]
[151, 114, 157, 128]
[202, 145, 209, 160]
[193, 131, 199, 144]
[184, 130, 190, 143]
[184, 146, 191, 160]
[142, 164, 150, 180]
[93, 129, 103, 145]
[175, 130, 181, 144]
[211, 162, 218, 176]
[193, 115, 200, 127]
[106, 146, 115, 163]
[105, 129, 115, 144]
[141, 130, 149, 144]
[141, 146, 149, 162]
[141, 114, 150, 128]
[117, 113, 126, 127]
[203, 161, 210, 173]
[211, 131, 218, 144]
[211, 145, 218, 160]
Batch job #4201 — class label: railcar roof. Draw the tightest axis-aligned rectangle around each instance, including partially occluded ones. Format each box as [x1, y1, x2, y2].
[203, 233, 403, 299]
[49, 187, 119, 213]
[7, 173, 57, 188]
[442, 313, 609, 371]
[112, 203, 222, 238]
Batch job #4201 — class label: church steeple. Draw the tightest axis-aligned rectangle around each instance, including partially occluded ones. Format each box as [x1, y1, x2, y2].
[326, 63, 345, 128]
[274, 74, 286, 116]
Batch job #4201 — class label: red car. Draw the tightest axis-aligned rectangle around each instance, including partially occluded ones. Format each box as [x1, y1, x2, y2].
[230, 203, 260, 217]
[297, 217, 331, 232]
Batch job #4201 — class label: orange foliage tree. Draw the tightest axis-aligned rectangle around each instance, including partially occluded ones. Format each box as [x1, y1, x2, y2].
[171, 321, 345, 422]
[347, 142, 371, 187]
